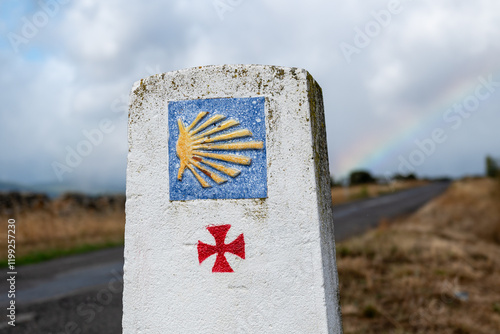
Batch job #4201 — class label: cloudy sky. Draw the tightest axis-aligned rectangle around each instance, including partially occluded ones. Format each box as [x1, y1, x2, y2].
[1, 0, 499, 193]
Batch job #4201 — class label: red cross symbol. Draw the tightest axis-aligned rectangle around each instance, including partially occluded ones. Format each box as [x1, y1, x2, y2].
[198, 224, 245, 272]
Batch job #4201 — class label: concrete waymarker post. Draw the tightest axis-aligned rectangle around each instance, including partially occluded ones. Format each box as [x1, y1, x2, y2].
[124, 65, 343, 333]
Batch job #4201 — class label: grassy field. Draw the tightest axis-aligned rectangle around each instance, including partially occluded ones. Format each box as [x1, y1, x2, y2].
[0, 194, 125, 265]
[337, 177, 500, 333]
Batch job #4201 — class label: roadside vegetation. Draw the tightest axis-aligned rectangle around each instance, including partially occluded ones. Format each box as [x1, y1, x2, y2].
[331, 179, 428, 205]
[0, 193, 125, 266]
[337, 177, 500, 333]
[331, 170, 428, 205]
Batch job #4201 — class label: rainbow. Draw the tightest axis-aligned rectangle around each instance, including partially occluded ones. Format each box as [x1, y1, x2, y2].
[335, 70, 500, 177]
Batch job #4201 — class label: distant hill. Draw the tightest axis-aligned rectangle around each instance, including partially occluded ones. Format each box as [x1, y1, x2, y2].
[0, 181, 35, 193]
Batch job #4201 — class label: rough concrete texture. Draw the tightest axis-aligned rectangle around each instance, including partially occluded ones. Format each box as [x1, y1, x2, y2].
[124, 64, 343, 333]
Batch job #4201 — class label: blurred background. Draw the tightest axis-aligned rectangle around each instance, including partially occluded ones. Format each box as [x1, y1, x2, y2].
[0, 1, 499, 333]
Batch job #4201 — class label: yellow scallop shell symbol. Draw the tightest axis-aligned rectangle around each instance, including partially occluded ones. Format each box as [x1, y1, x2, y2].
[176, 111, 264, 188]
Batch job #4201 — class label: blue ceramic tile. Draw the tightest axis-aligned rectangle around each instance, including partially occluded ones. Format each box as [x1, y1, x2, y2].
[168, 97, 267, 201]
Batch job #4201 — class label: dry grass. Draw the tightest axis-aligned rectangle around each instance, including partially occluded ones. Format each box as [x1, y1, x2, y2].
[337, 177, 500, 333]
[332, 180, 428, 205]
[0, 194, 125, 262]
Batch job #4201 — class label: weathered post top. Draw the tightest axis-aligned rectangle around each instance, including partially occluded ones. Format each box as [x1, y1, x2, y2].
[124, 64, 343, 333]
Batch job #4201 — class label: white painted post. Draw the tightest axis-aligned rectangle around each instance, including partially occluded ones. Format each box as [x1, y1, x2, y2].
[123, 65, 343, 333]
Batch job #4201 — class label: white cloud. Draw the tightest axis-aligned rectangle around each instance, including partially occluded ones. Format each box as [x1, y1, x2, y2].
[1, 0, 500, 190]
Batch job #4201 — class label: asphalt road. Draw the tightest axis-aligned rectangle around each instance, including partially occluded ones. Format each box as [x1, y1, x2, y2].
[333, 181, 450, 241]
[0, 248, 124, 334]
[0, 182, 449, 333]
